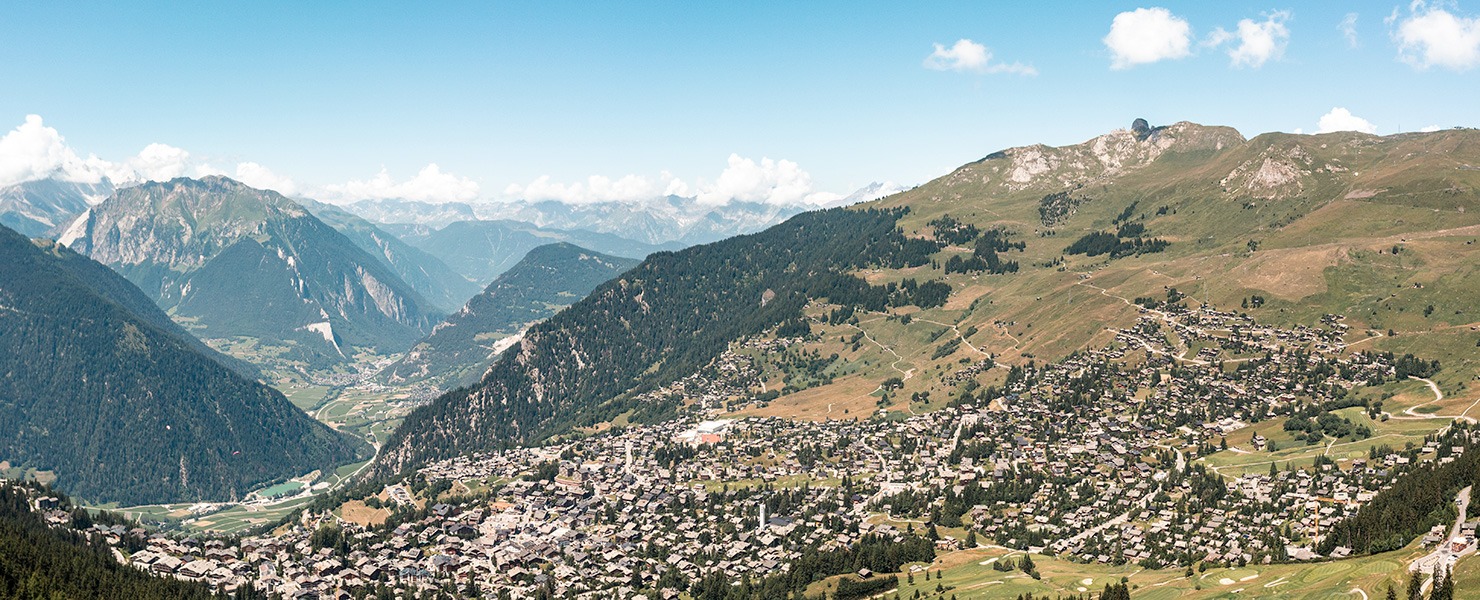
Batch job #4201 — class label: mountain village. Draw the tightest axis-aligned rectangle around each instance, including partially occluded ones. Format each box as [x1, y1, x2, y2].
[11, 298, 1474, 598]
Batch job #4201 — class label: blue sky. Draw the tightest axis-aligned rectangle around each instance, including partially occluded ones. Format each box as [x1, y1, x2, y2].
[1, 1, 1477, 204]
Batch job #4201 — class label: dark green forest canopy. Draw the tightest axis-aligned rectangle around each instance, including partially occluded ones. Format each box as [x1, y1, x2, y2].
[0, 224, 365, 505]
[377, 207, 941, 474]
[0, 483, 219, 600]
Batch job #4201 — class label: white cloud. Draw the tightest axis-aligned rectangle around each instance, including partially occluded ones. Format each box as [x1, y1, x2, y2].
[233, 162, 298, 196]
[1104, 7, 1193, 69]
[661, 171, 690, 197]
[503, 173, 661, 205]
[697, 154, 828, 206]
[124, 143, 193, 182]
[0, 114, 210, 188]
[1393, 2, 1480, 70]
[1316, 107, 1378, 134]
[0, 115, 108, 187]
[923, 39, 1037, 75]
[502, 155, 841, 207]
[322, 164, 479, 204]
[1420, 124, 1443, 132]
[1340, 13, 1360, 47]
[1209, 11, 1291, 68]
[0, 115, 483, 203]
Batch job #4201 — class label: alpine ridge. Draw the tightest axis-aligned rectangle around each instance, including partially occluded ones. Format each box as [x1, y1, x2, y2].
[59, 176, 442, 366]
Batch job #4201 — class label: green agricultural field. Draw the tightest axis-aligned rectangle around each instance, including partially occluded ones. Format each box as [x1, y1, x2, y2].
[186, 495, 317, 535]
[844, 541, 1438, 600]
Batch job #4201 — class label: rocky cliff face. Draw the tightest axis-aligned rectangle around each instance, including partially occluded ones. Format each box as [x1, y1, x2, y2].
[61, 176, 439, 363]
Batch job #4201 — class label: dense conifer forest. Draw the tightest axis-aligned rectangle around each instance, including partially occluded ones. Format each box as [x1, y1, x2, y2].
[0, 224, 364, 505]
[0, 483, 218, 600]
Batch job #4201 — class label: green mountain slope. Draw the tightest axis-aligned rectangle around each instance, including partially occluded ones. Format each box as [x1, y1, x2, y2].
[375, 121, 1480, 478]
[380, 242, 639, 388]
[0, 223, 365, 505]
[59, 176, 441, 366]
[375, 207, 938, 473]
[299, 198, 480, 313]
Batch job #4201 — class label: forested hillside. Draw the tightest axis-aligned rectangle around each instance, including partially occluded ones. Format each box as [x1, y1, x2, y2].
[0, 483, 218, 600]
[0, 224, 365, 505]
[381, 243, 639, 387]
[376, 207, 941, 473]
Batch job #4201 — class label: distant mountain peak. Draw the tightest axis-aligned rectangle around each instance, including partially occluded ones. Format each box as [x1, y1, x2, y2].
[60, 177, 440, 366]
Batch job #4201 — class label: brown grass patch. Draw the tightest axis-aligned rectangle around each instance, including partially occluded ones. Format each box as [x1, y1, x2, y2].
[733, 375, 882, 421]
[944, 284, 993, 310]
[339, 500, 389, 527]
[1227, 245, 1346, 300]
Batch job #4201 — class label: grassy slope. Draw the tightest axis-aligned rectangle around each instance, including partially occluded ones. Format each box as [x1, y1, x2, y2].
[730, 125, 1480, 597]
[736, 125, 1480, 422]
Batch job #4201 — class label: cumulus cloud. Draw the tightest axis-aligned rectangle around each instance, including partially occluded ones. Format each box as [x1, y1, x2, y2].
[502, 155, 841, 207]
[0, 114, 485, 203]
[1340, 13, 1360, 47]
[1420, 124, 1444, 132]
[0, 114, 212, 188]
[923, 39, 1037, 75]
[1104, 7, 1193, 69]
[1393, 2, 1480, 70]
[321, 164, 479, 203]
[0, 115, 108, 187]
[661, 171, 690, 197]
[1316, 107, 1378, 134]
[696, 154, 828, 206]
[125, 143, 193, 182]
[233, 162, 298, 196]
[1208, 11, 1292, 68]
[503, 173, 663, 205]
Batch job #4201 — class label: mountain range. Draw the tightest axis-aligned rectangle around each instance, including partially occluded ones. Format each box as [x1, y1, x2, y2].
[0, 178, 114, 237]
[341, 182, 906, 247]
[386, 219, 678, 287]
[380, 242, 640, 388]
[297, 198, 480, 313]
[57, 177, 442, 366]
[0, 223, 364, 505]
[375, 121, 1480, 474]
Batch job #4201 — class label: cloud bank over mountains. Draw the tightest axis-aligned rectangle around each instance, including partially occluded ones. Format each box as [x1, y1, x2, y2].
[0, 115, 853, 207]
[0, 115, 204, 188]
